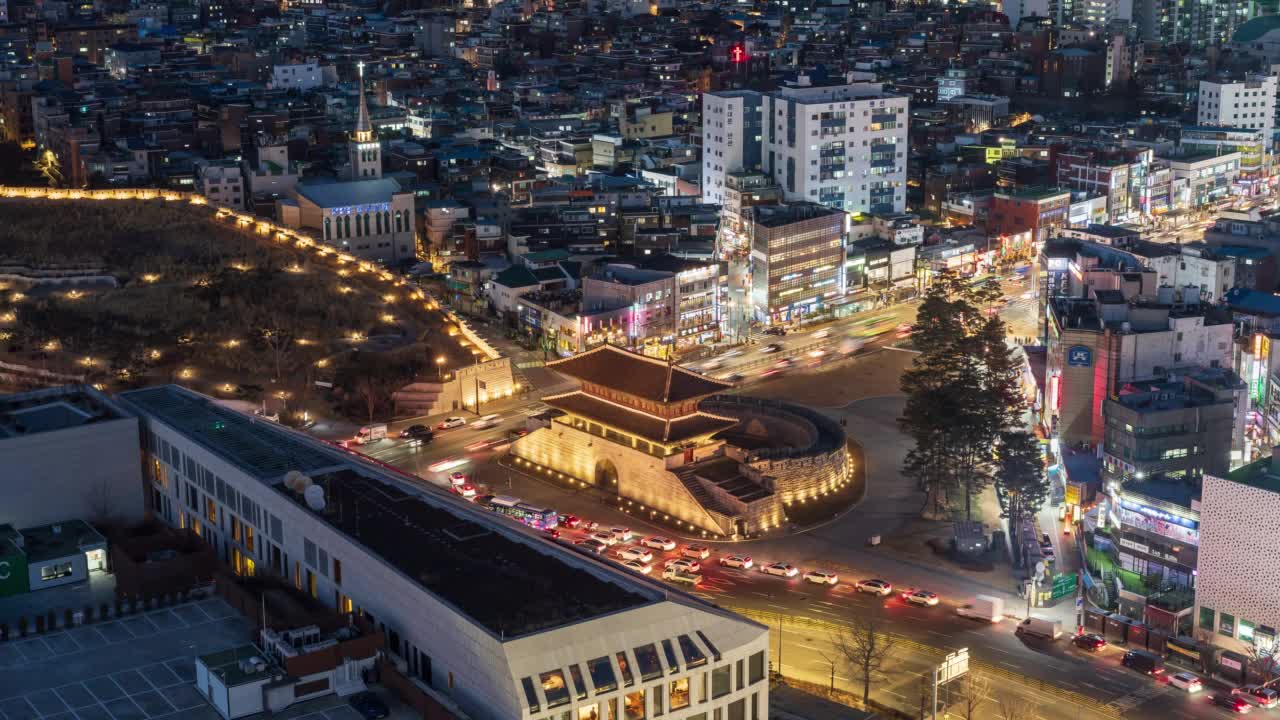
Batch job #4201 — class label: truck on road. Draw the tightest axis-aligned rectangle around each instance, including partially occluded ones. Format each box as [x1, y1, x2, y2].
[662, 566, 702, 587]
[354, 424, 388, 445]
[1015, 616, 1062, 640]
[956, 595, 1003, 622]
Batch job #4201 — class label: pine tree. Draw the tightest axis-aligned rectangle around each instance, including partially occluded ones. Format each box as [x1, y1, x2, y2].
[901, 270, 1026, 520]
[994, 430, 1048, 563]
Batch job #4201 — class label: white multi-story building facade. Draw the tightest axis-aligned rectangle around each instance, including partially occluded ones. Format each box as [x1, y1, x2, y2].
[762, 83, 909, 215]
[701, 90, 764, 206]
[1196, 459, 1280, 656]
[119, 385, 771, 720]
[272, 60, 323, 92]
[196, 160, 245, 210]
[702, 83, 908, 215]
[1198, 76, 1277, 162]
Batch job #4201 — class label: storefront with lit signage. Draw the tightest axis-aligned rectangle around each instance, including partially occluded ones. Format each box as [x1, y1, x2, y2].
[1102, 490, 1199, 589]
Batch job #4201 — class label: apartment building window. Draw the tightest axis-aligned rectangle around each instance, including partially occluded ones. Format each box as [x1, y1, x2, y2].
[306, 569, 316, 598]
[333, 558, 342, 586]
[710, 666, 731, 699]
[669, 678, 690, 710]
[244, 526, 254, 552]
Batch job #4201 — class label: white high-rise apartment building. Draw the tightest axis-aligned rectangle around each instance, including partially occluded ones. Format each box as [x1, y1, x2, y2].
[702, 82, 909, 215]
[763, 83, 909, 215]
[1198, 75, 1277, 162]
[701, 90, 764, 206]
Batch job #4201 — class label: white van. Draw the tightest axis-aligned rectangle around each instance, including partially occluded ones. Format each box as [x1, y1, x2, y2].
[354, 424, 387, 445]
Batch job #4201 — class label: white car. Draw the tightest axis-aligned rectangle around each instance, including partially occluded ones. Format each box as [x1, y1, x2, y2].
[720, 555, 753, 569]
[761, 562, 798, 578]
[609, 527, 633, 543]
[641, 536, 676, 551]
[1168, 672, 1202, 693]
[804, 570, 839, 586]
[812, 328, 831, 339]
[681, 545, 711, 560]
[439, 417, 467, 429]
[664, 558, 701, 573]
[615, 546, 653, 563]
[621, 560, 652, 575]
[448, 472, 467, 486]
[454, 483, 477, 499]
[472, 413, 502, 429]
[902, 589, 939, 606]
[590, 531, 619, 546]
[855, 579, 893, 596]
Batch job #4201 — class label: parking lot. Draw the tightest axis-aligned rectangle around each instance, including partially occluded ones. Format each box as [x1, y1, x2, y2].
[0, 598, 251, 720]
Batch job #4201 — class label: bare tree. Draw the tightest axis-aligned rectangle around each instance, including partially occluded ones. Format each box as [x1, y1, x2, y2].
[816, 649, 839, 690]
[353, 370, 392, 422]
[832, 617, 898, 705]
[954, 671, 993, 720]
[996, 696, 1039, 720]
[255, 311, 295, 382]
[1244, 636, 1280, 686]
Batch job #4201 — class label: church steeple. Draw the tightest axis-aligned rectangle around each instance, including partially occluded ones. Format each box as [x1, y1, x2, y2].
[349, 61, 381, 179]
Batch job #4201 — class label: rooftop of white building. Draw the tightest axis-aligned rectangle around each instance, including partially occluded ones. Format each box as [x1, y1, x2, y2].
[118, 385, 659, 638]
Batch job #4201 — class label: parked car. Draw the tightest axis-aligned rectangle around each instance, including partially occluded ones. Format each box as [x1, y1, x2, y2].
[682, 545, 711, 560]
[902, 589, 939, 606]
[1071, 633, 1107, 651]
[615, 546, 653, 563]
[348, 693, 389, 720]
[1210, 694, 1252, 713]
[855, 579, 893, 596]
[641, 536, 677, 551]
[590, 531, 619, 546]
[764, 327, 787, 336]
[664, 558, 701, 573]
[1169, 672, 1203, 693]
[761, 562, 798, 578]
[621, 559, 652, 575]
[575, 539, 608, 555]
[803, 570, 839, 586]
[438, 416, 467, 429]
[720, 555, 753, 569]
[1236, 685, 1279, 708]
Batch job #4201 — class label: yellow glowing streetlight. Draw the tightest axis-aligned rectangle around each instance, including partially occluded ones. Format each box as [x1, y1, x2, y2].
[435, 355, 446, 380]
[43, 339, 60, 352]
[179, 368, 194, 379]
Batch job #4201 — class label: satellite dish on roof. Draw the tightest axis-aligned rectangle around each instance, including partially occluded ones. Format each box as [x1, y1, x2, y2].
[304, 485, 326, 512]
[285, 471, 313, 492]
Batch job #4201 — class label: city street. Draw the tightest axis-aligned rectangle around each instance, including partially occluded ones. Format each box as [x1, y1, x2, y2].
[323, 282, 1235, 720]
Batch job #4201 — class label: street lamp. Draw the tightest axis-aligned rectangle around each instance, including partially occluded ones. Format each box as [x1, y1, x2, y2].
[436, 355, 446, 381]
